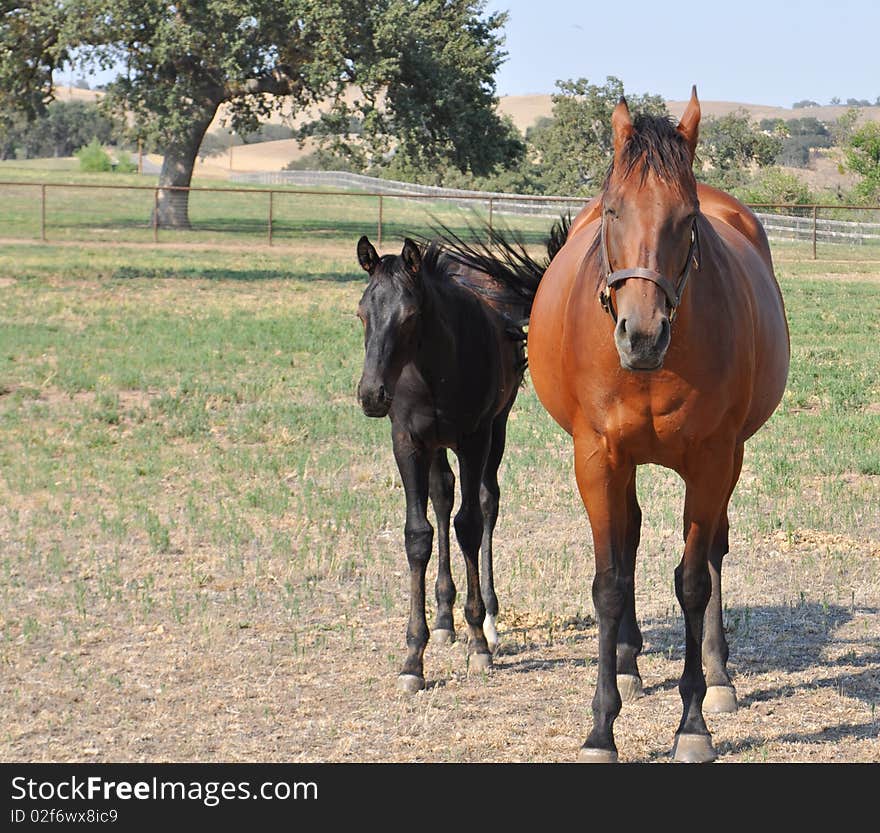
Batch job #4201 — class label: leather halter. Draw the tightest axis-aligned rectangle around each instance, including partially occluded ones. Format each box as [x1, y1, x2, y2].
[598, 214, 700, 323]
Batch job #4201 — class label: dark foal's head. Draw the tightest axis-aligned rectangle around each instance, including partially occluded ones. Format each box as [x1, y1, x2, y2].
[356, 236, 423, 417]
[601, 88, 701, 371]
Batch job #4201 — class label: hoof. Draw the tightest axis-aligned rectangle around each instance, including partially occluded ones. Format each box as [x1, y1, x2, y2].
[397, 674, 425, 694]
[704, 685, 738, 714]
[483, 615, 499, 653]
[577, 746, 618, 764]
[432, 628, 456, 646]
[617, 674, 644, 703]
[468, 652, 493, 674]
[672, 732, 716, 763]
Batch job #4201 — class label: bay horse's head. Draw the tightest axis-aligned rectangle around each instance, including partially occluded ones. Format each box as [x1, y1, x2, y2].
[355, 236, 423, 417]
[599, 88, 701, 371]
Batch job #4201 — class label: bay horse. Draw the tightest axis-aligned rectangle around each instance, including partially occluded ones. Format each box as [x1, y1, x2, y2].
[527, 88, 790, 762]
[356, 228, 562, 692]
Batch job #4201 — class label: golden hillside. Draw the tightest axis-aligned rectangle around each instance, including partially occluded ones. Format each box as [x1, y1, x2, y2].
[52, 85, 878, 182]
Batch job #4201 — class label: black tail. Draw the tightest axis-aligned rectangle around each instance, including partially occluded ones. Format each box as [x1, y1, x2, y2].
[432, 213, 571, 319]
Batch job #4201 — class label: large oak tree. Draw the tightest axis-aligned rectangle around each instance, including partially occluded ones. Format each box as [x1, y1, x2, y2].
[2, 1, 515, 226]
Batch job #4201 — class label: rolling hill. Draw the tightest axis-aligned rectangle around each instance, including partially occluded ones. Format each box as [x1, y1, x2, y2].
[51, 85, 878, 186]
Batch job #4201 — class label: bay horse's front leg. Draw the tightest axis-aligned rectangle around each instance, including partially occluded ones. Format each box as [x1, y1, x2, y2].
[454, 426, 493, 673]
[392, 435, 433, 693]
[672, 442, 737, 762]
[617, 468, 644, 702]
[429, 449, 456, 645]
[573, 430, 635, 763]
[702, 441, 744, 714]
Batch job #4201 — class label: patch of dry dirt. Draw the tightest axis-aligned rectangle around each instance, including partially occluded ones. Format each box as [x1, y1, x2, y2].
[2, 526, 877, 764]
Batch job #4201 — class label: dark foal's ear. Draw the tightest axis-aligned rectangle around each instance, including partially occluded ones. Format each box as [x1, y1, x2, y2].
[401, 238, 422, 278]
[357, 236, 380, 274]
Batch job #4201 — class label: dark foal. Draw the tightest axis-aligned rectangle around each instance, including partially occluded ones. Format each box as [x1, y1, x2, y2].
[356, 234, 552, 692]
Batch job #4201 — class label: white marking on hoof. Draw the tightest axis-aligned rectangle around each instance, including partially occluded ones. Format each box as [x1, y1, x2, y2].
[617, 674, 644, 703]
[468, 652, 492, 674]
[397, 674, 425, 694]
[672, 732, 717, 763]
[704, 685, 738, 714]
[432, 629, 456, 646]
[577, 747, 618, 763]
[482, 615, 499, 653]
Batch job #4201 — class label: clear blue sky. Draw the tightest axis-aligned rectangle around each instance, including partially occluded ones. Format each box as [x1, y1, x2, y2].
[485, 0, 880, 106]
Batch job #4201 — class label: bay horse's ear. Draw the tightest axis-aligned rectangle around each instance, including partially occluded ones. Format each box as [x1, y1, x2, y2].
[401, 238, 422, 278]
[676, 86, 701, 162]
[612, 97, 634, 166]
[357, 235, 379, 274]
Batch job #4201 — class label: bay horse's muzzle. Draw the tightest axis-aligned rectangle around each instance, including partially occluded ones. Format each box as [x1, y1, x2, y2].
[614, 309, 671, 371]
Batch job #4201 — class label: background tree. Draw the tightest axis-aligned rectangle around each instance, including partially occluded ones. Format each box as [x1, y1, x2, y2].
[832, 107, 861, 147]
[0, 100, 118, 159]
[527, 76, 667, 196]
[697, 110, 782, 189]
[759, 116, 834, 168]
[1, 2, 65, 123]
[844, 122, 880, 201]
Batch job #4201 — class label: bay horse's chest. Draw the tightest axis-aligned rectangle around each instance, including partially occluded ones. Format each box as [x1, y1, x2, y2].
[571, 344, 748, 467]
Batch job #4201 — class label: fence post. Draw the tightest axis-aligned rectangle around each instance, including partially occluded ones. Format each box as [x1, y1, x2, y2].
[40, 184, 47, 242]
[268, 190, 274, 246]
[153, 188, 159, 243]
[812, 205, 817, 260]
[488, 197, 494, 241]
[377, 195, 383, 248]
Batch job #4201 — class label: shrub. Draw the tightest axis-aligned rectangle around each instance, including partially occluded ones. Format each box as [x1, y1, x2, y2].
[113, 149, 138, 173]
[75, 138, 112, 172]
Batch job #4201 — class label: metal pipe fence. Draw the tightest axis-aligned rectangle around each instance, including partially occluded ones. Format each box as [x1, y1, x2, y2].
[2, 179, 879, 261]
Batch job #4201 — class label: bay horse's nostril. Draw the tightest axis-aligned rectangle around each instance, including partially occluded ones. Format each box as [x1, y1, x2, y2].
[618, 317, 628, 335]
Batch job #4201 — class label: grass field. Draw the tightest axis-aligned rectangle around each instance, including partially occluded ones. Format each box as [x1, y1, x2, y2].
[1, 235, 878, 763]
[3, 162, 880, 262]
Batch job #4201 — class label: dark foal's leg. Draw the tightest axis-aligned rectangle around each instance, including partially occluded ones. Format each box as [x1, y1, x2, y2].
[392, 436, 433, 693]
[617, 469, 644, 702]
[429, 449, 457, 645]
[573, 431, 634, 763]
[702, 442, 744, 714]
[670, 440, 737, 762]
[479, 404, 513, 653]
[453, 426, 493, 673]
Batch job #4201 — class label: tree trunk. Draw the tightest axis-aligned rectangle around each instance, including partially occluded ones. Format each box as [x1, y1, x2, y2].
[155, 106, 219, 229]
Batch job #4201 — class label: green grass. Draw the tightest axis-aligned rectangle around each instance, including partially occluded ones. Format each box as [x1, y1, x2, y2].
[0, 163, 570, 247]
[0, 242, 876, 649]
[3, 164, 880, 261]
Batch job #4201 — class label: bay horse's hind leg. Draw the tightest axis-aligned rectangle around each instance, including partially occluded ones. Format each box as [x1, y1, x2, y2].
[393, 439, 433, 693]
[617, 469, 644, 702]
[479, 404, 514, 653]
[454, 426, 494, 673]
[703, 442, 744, 714]
[429, 449, 457, 645]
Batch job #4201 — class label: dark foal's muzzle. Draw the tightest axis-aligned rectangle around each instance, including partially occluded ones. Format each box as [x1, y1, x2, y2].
[357, 376, 392, 417]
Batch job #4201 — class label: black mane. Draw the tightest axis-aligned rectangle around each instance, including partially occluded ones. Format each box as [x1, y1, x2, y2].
[607, 113, 694, 188]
